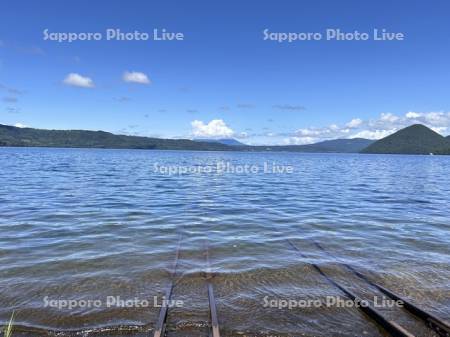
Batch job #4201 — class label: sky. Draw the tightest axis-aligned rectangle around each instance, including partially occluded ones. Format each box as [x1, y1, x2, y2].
[1, 0, 450, 145]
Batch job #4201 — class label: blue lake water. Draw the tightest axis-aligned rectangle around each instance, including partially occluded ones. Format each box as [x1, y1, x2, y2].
[0, 147, 449, 336]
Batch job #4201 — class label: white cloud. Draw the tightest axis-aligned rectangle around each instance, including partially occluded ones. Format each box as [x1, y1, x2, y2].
[430, 126, 448, 134]
[421, 112, 450, 126]
[387, 111, 450, 130]
[191, 119, 234, 138]
[350, 129, 397, 140]
[284, 136, 315, 145]
[346, 118, 362, 128]
[297, 128, 321, 137]
[123, 71, 150, 84]
[406, 111, 421, 119]
[291, 123, 354, 143]
[380, 112, 399, 123]
[282, 110, 450, 145]
[63, 73, 94, 88]
[14, 122, 29, 128]
[186, 110, 450, 145]
[329, 124, 339, 130]
[350, 111, 450, 139]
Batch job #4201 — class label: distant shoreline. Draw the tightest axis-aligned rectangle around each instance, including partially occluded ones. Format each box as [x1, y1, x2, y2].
[1, 123, 449, 155]
[1, 146, 449, 157]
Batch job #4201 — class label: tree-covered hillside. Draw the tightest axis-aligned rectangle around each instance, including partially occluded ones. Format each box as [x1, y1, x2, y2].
[0, 124, 231, 151]
[361, 124, 450, 155]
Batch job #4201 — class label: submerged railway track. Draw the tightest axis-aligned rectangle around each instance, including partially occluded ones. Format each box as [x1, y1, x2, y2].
[153, 231, 450, 337]
[152, 234, 221, 337]
[4, 234, 446, 337]
[151, 233, 448, 337]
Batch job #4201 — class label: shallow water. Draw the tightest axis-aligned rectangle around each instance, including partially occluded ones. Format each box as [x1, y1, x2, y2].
[0, 148, 449, 336]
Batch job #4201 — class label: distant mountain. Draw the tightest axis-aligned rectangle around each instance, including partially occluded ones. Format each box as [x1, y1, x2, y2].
[194, 138, 245, 146]
[361, 124, 450, 154]
[3, 123, 426, 154]
[246, 138, 374, 153]
[296, 138, 375, 153]
[0, 124, 232, 151]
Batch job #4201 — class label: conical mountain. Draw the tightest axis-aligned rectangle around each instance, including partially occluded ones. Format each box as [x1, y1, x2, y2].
[361, 124, 450, 154]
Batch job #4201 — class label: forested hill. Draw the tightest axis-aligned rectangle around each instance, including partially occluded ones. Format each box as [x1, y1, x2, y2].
[0, 124, 231, 151]
[361, 124, 450, 155]
[0, 124, 373, 153]
[3, 123, 449, 154]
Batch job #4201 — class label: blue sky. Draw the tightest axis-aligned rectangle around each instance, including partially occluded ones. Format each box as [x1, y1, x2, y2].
[1, 0, 450, 144]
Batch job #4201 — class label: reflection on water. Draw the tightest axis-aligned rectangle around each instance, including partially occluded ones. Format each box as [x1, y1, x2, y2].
[0, 148, 449, 336]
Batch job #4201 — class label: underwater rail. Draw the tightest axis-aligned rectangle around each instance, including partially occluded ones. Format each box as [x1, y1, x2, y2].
[153, 234, 182, 337]
[205, 238, 221, 337]
[287, 239, 416, 337]
[152, 234, 221, 337]
[313, 241, 450, 337]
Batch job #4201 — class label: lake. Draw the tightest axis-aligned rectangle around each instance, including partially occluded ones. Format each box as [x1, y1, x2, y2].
[0, 147, 449, 337]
